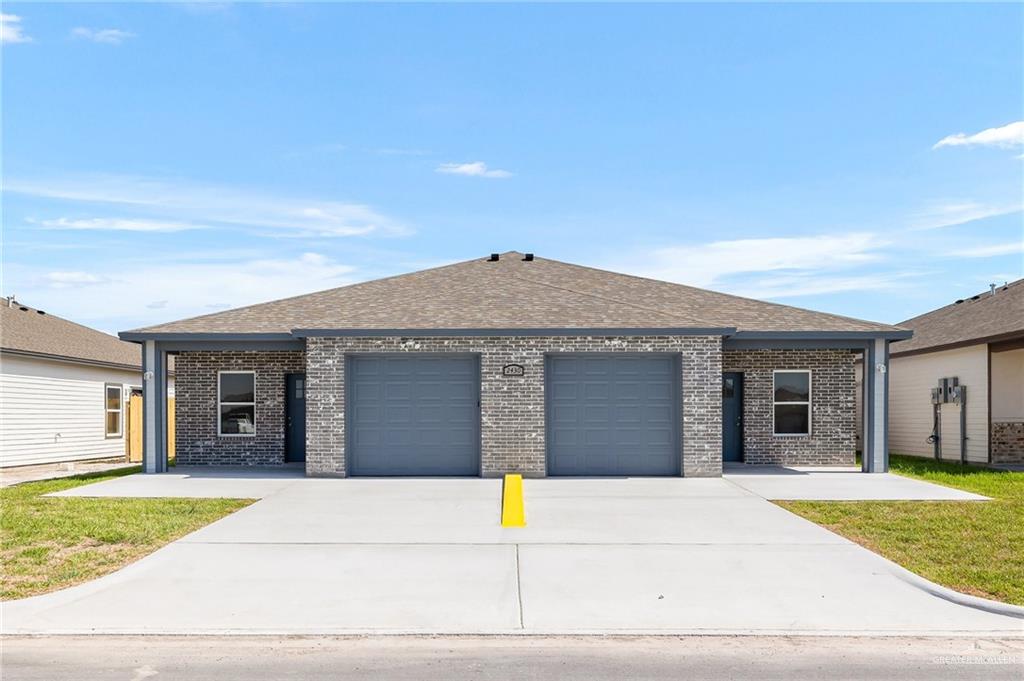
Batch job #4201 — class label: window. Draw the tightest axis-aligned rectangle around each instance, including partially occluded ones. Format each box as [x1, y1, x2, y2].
[104, 384, 123, 437]
[773, 370, 810, 436]
[218, 371, 256, 436]
[723, 376, 735, 398]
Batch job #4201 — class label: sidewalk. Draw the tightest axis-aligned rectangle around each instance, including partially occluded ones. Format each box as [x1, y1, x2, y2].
[0, 461, 137, 488]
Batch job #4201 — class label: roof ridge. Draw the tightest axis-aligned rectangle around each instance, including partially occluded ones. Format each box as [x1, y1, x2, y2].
[1, 303, 128, 343]
[897, 277, 1024, 326]
[532, 254, 903, 331]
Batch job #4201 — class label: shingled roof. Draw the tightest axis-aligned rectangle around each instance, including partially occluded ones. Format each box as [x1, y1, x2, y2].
[891, 279, 1024, 356]
[126, 252, 903, 336]
[2, 300, 141, 369]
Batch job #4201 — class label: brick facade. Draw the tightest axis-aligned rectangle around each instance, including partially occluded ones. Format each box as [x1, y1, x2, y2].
[172, 341, 857, 473]
[991, 421, 1024, 464]
[305, 335, 723, 478]
[174, 350, 306, 465]
[722, 349, 857, 465]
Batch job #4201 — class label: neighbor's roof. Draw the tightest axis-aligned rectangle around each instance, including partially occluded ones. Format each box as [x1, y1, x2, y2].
[891, 279, 1024, 356]
[127, 252, 904, 336]
[1, 301, 141, 369]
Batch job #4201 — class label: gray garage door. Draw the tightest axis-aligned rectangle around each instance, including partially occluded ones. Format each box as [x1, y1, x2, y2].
[348, 355, 480, 476]
[547, 354, 680, 476]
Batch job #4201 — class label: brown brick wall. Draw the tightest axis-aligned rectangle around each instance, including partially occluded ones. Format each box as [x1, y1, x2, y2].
[305, 335, 723, 478]
[174, 350, 306, 465]
[722, 349, 856, 466]
[992, 421, 1024, 464]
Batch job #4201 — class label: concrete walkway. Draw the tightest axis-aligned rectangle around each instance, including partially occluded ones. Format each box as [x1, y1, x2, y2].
[723, 465, 990, 500]
[3, 468, 1020, 636]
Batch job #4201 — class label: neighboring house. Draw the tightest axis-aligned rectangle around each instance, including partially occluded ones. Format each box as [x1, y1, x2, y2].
[1, 299, 143, 468]
[881, 280, 1023, 465]
[121, 252, 909, 477]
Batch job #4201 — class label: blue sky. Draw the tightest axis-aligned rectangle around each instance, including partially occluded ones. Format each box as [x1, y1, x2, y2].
[2, 2, 1022, 334]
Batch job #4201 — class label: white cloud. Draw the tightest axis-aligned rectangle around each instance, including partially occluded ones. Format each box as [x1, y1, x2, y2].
[934, 121, 1024, 150]
[436, 161, 513, 179]
[32, 217, 204, 232]
[45, 271, 108, 288]
[16, 252, 358, 330]
[71, 27, 135, 45]
[910, 201, 1023, 230]
[628, 233, 885, 289]
[5, 174, 412, 238]
[727, 272, 921, 299]
[947, 241, 1024, 258]
[1, 13, 31, 43]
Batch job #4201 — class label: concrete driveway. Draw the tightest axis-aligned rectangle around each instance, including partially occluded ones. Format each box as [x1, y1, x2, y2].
[3, 468, 1021, 636]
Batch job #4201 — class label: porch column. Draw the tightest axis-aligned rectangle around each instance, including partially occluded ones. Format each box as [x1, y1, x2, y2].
[863, 338, 890, 473]
[142, 340, 168, 474]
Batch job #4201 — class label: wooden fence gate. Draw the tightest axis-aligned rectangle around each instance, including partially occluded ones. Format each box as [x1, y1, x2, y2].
[126, 394, 175, 463]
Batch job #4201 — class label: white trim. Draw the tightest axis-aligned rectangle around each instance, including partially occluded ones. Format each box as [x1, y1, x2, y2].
[104, 382, 123, 438]
[217, 370, 256, 437]
[772, 369, 812, 437]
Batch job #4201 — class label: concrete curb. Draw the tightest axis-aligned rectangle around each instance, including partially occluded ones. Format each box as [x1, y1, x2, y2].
[885, 561, 1024, 620]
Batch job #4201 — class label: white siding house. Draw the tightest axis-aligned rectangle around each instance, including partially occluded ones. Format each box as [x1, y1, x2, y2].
[888, 345, 989, 463]
[880, 280, 1024, 465]
[0, 299, 157, 468]
[0, 354, 141, 467]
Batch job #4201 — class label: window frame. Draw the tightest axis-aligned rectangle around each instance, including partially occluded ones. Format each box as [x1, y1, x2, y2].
[104, 383, 123, 438]
[217, 370, 257, 437]
[772, 369, 812, 437]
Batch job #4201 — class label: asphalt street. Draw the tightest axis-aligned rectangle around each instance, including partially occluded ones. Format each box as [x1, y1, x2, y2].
[4, 636, 1023, 681]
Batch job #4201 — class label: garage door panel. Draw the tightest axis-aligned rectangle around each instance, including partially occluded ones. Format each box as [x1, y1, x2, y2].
[616, 405, 642, 423]
[349, 355, 480, 476]
[646, 382, 673, 400]
[353, 382, 380, 400]
[547, 354, 680, 476]
[616, 429, 642, 446]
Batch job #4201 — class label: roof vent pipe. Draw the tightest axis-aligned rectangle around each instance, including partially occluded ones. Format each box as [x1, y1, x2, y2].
[522, 253, 534, 261]
[488, 253, 499, 262]
[990, 283, 997, 296]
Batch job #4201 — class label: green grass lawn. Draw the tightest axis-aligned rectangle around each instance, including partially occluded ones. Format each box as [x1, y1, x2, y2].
[779, 455, 1024, 606]
[1, 467, 253, 601]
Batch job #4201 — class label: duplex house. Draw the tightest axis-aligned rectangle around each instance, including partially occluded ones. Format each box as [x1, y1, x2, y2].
[885, 279, 1023, 465]
[121, 253, 909, 477]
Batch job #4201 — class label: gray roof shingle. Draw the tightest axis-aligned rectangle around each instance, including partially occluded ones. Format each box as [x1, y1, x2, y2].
[127, 252, 904, 336]
[891, 279, 1024, 355]
[2, 301, 141, 369]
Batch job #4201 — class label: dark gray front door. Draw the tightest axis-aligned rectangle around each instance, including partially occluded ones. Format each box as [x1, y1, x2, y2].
[285, 373, 306, 463]
[348, 355, 480, 476]
[722, 372, 744, 462]
[547, 354, 680, 476]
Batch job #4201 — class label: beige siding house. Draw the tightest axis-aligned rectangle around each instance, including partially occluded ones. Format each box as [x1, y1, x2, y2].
[878, 280, 1023, 465]
[0, 299, 171, 468]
